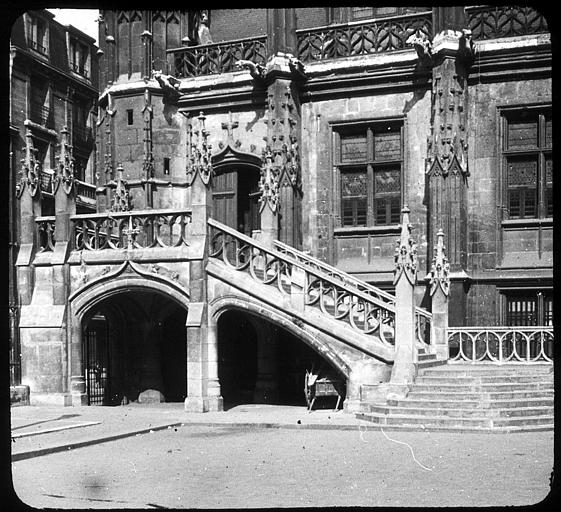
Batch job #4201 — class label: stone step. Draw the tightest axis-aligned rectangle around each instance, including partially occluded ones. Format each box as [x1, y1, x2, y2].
[354, 419, 554, 434]
[417, 359, 448, 369]
[420, 365, 554, 377]
[356, 412, 553, 428]
[418, 352, 437, 361]
[412, 382, 553, 393]
[387, 397, 554, 409]
[407, 390, 554, 401]
[414, 375, 553, 385]
[368, 404, 553, 418]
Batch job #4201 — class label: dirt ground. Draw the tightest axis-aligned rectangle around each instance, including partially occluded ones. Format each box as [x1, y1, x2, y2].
[10, 423, 554, 509]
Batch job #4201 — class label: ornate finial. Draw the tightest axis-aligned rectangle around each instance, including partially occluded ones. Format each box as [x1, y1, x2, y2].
[393, 206, 418, 286]
[18, 128, 41, 198]
[186, 111, 213, 186]
[123, 215, 140, 250]
[55, 126, 75, 195]
[430, 228, 450, 296]
[111, 163, 132, 212]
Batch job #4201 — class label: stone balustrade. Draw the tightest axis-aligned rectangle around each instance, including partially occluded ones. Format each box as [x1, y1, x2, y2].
[71, 209, 192, 251]
[169, 36, 267, 78]
[447, 326, 553, 363]
[296, 11, 432, 63]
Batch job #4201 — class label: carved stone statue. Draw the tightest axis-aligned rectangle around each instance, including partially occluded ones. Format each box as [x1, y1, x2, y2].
[197, 10, 212, 45]
[235, 60, 266, 80]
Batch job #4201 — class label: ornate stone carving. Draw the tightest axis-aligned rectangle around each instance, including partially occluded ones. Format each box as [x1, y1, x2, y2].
[186, 111, 213, 186]
[393, 207, 418, 286]
[259, 146, 280, 213]
[152, 70, 181, 103]
[430, 229, 450, 296]
[54, 126, 75, 195]
[235, 59, 266, 80]
[196, 10, 212, 45]
[17, 129, 40, 198]
[78, 251, 89, 284]
[142, 88, 155, 179]
[406, 29, 433, 63]
[111, 164, 132, 212]
[123, 215, 140, 250]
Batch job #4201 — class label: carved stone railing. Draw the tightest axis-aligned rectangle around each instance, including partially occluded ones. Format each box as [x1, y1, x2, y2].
[75, 180, 96, 201]
[466, 5, 549, 40]
[209, 218, 396, 347]
[273, 239, 432, 347]
[169, 36, 267, 78]
[36, 216, 56, 252]
[448, 327, 553, 363]
[71, 209, 192, 251]
[296, 11, 432, 63]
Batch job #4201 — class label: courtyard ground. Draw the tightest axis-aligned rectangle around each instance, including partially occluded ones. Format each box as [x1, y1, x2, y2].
[8, 403, 555, 509]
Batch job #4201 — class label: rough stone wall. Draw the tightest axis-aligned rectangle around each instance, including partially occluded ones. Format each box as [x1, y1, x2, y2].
[210, 9, 267, 42]
[296, 8, 328, 29]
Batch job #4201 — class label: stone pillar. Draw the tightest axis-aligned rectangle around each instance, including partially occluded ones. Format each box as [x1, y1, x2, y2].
[184, 112, 221, 412]
[16, 127, 42, 304]
[426, 6, 473, 325]
[430, 229, 450, 359]
[141, 87, 155, 209]
[258, 8, 305, 249]
[70, 316, 87, 405]
[388, 207, 418, 397]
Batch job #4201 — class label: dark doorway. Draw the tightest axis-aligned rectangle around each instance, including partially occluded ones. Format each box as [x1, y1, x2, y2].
[217, 310, 346, 409]
[213, 166, 261, 235]
[82, 291, 187, 405]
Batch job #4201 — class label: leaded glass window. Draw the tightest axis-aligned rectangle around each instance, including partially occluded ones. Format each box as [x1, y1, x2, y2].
[503, 108, 552, 219]
[335, 121, 402, 227]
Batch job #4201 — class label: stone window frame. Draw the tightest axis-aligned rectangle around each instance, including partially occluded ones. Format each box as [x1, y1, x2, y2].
[498, 286, 553, 327]
[26, 12, 49, 56]
[332, 118, 404, 230]
[499, 104, 552, 222]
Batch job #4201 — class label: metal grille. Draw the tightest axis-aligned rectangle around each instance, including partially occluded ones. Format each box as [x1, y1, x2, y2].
[506, 296, 537, 326]
[83, 318, 109, 406]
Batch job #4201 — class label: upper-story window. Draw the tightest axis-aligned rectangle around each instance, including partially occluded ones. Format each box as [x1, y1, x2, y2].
[503, 107, 552, 220]
[334, 121, 402, 227]
[27, 13, 48, 55]
[69, 38, 90, 78]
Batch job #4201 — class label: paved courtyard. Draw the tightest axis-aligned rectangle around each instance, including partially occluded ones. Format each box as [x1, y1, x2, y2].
[11, 422, 553, 508]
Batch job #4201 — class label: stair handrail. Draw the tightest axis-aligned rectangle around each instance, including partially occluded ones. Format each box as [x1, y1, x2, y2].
[273, 239, 432, 320]
[207, 218, 397, 313]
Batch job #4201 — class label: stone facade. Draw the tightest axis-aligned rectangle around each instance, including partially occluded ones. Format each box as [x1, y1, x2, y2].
[10, 7, 552, 409]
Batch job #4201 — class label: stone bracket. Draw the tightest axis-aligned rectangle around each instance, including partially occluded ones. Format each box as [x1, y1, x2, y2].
[186, 302, 206, 327]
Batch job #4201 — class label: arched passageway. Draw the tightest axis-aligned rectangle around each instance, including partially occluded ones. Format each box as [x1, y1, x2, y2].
[217, 310, 346, 410]
[81, 290, 187, 406]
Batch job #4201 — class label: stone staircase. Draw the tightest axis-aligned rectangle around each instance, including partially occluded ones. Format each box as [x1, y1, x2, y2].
[357, 362, 554, 432]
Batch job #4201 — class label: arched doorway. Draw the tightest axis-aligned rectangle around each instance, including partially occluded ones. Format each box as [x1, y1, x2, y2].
[81, 290, 187, 406]
[212, 165, 261, 236]
[217, 310, 346, 410]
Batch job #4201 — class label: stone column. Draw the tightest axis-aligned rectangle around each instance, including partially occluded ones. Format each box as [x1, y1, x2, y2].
[430, 229, 450, 359]
[426, 7, 473, 325]
[184, 112, 221, 412]
[70, 315, 87, 405]
[388, 207, 418, 397]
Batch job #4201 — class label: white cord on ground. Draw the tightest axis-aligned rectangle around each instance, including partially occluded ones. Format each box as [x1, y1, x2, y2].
[358, 422, 434, 471]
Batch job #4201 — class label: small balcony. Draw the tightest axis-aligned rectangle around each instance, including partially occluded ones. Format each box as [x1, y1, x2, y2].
[29, 101, 54, 129]
[71, 62, 89, 79]
[169, 36, 267, 78]
[27, 37, 48, 56]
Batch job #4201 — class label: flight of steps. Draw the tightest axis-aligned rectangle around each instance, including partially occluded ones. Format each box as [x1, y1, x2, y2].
[357, 362, 554, 433]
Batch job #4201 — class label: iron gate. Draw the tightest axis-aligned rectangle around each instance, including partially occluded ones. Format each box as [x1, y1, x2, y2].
[83, 315, 110, 405]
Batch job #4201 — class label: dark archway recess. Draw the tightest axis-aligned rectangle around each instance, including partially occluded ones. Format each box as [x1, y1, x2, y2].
[217, 310, 346, 410]
[81, 290, 187, 406]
